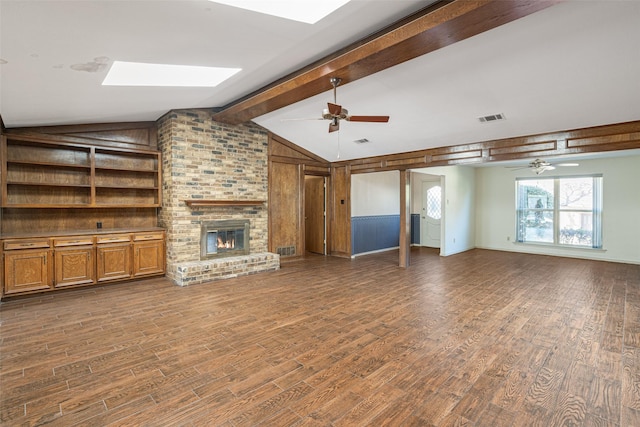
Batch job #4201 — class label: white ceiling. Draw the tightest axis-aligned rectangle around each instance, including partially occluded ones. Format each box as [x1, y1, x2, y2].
[1, 1, 639, 162]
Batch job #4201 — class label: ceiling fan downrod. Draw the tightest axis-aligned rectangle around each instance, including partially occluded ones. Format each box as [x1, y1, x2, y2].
[330, 77, 341, 103]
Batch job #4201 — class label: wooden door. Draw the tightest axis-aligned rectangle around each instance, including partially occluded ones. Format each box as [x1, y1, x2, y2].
[97, 243, 132, 282]
[54, 246, 95, 287]
[4, 249, 53, 294]
[133, 240, 165, 277]
[305, 176, 326, 255]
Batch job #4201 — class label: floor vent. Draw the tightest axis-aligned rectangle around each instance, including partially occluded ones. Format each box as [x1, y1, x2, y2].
[276, 246, 296, 256]
[478, 113, 506, 123]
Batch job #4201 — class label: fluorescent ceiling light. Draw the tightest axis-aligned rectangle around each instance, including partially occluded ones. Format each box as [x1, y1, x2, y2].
[102, 61, 241, 87]
[209, 0, 350, 24]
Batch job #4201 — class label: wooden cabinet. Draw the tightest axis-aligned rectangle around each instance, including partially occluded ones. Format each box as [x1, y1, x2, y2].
[1, 136, 161, 208]
[96, 234, 132, 282]
[133, 232, 165, 278]
[1, 230, 165, 297]
[3, 239, 53, 295]
[53, 237, 95, 288]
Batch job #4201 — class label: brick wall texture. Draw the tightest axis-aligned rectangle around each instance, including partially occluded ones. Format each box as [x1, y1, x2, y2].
[157, 109, 275, 285]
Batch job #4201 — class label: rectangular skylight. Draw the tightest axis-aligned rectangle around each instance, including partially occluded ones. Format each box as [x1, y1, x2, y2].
[102, 61, 241, 87]
[209, 0, 350, 24]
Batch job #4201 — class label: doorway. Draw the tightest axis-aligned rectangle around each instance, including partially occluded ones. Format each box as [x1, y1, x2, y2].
[421, 179, 442, 248]
[304, 175, 326, 255]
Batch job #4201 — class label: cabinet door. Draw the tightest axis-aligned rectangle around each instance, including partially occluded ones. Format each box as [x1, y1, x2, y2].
[4, 249, 53, 295]
[96, 243, 132, 282]
[133, 240, 165, 277]
[54, 246, 95, 288]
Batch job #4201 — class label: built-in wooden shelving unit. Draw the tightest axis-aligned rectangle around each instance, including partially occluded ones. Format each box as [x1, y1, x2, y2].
[1, 135, 161, 208]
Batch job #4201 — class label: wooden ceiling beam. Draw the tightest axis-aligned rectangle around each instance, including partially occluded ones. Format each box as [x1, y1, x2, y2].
[212, 0, 562, 125]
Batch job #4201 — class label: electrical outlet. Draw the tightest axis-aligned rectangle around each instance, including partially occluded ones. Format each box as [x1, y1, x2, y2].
[507, 236, 510, 241]
[97, 222, 102, 229]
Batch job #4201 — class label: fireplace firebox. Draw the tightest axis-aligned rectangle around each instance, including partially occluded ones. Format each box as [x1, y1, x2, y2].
[200, 219, 250, 259]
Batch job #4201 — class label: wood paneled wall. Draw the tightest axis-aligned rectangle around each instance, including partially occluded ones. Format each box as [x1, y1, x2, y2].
[1, 208, 157, 235]
[5, 122, 158, 151]
[268, 134, 330, 259]
[329, 165, 351, 258]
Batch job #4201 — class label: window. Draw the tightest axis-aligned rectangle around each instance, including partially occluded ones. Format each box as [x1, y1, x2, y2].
[516, 175, 602, 248]
[426, 185, 442, 220]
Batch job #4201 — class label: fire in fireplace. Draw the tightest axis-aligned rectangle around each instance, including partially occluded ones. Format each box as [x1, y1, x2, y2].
[200, 219, 250, 259]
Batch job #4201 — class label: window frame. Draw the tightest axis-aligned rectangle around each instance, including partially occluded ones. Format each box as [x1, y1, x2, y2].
[515, 174, 602, 249]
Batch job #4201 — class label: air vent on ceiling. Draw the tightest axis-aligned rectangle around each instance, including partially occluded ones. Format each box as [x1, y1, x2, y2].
[478, 113, 506, 123]
[353, 138, 371, 144]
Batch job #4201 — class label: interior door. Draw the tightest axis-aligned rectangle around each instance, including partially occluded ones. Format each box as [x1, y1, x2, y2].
[305, 176, 326, 255]
[421, 180, 442, 248]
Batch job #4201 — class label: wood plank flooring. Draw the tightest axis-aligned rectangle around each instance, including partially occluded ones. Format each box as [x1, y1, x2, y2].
[1, 248, 639, 426]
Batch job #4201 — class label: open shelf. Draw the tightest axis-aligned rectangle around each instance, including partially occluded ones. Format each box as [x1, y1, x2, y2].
[95, 149, 158, 172]
[7, 160, 92, 170]
[95, 187, 160, 207]
[6, 185, 91, 206]
[7, 182, 91, 188]
[7, 143, 90, 168]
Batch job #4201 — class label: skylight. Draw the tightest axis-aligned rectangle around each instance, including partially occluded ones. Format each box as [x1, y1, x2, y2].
[102, 61, 241, 87]
[209, 0, 350, 24]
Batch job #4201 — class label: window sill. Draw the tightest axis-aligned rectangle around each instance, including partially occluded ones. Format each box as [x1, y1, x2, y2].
[513, 242, 606, 252]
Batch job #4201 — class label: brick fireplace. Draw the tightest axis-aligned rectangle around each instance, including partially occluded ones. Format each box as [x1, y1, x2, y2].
[157, 110, 279, 286]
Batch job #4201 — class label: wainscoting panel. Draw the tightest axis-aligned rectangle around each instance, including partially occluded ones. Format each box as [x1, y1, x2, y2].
[411, 214, 420, 245]
[351, 215, 400, 255]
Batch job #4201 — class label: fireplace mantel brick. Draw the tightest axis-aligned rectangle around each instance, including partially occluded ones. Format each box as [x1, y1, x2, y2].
[157, 109, 277, 285]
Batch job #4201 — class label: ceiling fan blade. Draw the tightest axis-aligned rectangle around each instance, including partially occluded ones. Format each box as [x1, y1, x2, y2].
[557, 163, 579, 167]
[327, 103, 342, 116]
[347, 115, 390, 123]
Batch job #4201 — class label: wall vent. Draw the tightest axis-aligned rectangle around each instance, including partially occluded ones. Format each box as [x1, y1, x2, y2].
[353, 138, 370, 144]
[478, 113, 506, 123]
[276, 245, 296, 257]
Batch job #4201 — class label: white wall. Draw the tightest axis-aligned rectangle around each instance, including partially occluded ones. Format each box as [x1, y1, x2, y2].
[412, 165, 476, 256]
[475, 154, 640, 264]
[351, 170, 400, 216]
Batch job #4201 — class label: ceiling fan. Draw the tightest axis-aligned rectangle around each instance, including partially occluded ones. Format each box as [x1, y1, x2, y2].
[508, 158, 579, 175]
[315, 77, 390, 133]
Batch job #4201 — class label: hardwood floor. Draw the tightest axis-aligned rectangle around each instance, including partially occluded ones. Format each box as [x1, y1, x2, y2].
[1, 248, 639, 426]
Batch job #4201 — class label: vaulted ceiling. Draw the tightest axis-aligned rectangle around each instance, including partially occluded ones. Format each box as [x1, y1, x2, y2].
[1, 0, 639, 161]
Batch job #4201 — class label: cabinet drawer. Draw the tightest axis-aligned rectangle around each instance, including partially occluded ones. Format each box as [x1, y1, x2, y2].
[4, 239, 51, 250]
[54, 236, 94, 247]
[133, 232, 164, 242]
[96, 234, 131, 244]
